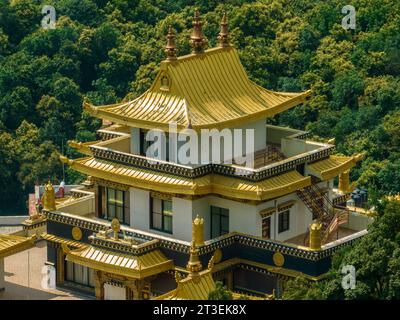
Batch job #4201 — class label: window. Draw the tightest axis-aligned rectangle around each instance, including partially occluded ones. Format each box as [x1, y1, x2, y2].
[103, 188, 129, 225]
[65, 261, 94, 288]
[150, 197, 173, 233]
[278, 210, 290, 233]
[211, 206, 229, 238]
[262, 217, 271, 239]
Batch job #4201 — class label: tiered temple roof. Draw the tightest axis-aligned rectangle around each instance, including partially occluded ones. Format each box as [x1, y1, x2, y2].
[84, 46, 310, 130]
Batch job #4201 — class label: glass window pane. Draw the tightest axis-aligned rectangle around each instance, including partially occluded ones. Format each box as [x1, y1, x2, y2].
[164, 215, 173, 233]
[107, 189, 115, 205]
[152, 198, 162, 214]
[221, 215, 229, 234]
[116, 190, 123, 206]
[211, 213, 220, 238]
[116, 206, 123, 221]
[107, 204, 115, 219]
[163, 200, 172, 213]
[152, 212, 162, 230]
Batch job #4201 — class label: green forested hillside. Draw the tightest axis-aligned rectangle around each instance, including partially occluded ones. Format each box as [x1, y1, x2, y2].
[0, 0, 399, 211]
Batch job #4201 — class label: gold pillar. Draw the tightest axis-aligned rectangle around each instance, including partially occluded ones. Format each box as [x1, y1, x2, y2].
[309, 222, 322, 251]
[56, 248, 65, 285]
[338, 170, 351, 193]
[94, 271, 105, 300]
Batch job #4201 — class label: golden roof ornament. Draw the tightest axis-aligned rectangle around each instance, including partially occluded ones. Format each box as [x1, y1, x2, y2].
[186, 240, 202, 275]
[309, 221, 322, 251]
[164, 26, 177, 61]
[42, 180, 56, 211]
[218, 12, 230, 48]
[111, 218, 121, 240]
[189, 9, 207, 54]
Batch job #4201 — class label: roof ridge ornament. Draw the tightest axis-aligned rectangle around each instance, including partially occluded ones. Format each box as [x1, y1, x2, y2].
[218, 12, 230, 48]
[189, 9, 207, 54]
[165, 25, 177, 61]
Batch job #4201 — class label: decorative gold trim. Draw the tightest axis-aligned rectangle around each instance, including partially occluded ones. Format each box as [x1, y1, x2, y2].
[259, 207, 275, 217]
[71, 227, 83, 241]
[272, 252, 285, 267]
[150, 191, 172, 201]
[277, 200, 296, 212]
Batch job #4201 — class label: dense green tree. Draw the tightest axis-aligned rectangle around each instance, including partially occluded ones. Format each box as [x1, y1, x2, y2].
[0, 0, 399, 213]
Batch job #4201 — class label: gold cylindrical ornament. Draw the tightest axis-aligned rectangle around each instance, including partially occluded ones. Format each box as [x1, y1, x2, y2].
[338, 170, 351, 193]
[192, 215, 204, 246]
[309, 221, 322, 251]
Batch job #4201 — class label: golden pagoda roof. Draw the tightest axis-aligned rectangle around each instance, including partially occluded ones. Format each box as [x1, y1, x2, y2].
[306, 154, 363, 180]
[84, 47, 310, 130]
[66, 246, 173, 279]
[0, 234, 35, 259]
[61, 156, 311, 201]
[155, 269, 215, 300]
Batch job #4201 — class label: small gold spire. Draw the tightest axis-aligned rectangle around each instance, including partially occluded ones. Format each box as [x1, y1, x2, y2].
[165, 26, 177, 61]
[186, 240, 202, 275]
[218, 12, 230, 48]
[189, 9, 207, 54]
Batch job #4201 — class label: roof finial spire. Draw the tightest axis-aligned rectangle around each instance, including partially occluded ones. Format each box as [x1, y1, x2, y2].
[165, 26, 177, 61]
[190, 9, 207, 54]
[186, 240, 202, 276]
[218, 12, 230, 48]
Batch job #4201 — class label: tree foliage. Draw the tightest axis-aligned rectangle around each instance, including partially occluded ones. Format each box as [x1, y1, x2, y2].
[0, 0, 399, 212]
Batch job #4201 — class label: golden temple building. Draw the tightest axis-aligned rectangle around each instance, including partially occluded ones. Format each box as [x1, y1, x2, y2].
[1, 10, 373, 300]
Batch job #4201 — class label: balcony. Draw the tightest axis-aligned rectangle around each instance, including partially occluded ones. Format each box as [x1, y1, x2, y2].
[286, 208, 372, 247]
[80, 124, 334, 182]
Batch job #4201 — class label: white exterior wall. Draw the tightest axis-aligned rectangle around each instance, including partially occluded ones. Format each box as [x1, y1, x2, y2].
[255, 193, 312, 242]
[129, 119, 266, 167]
[0, 258, 4, 290]
[129, 187, 149, 230]
[130, 127, 140, 154]
[129, 185, 312, 242]
[104, 283, 126, 300]
[172, 197, 193, 241]
[129, 187, 194, 241]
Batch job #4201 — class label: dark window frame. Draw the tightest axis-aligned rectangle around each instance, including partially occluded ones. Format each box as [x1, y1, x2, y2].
[278, 210, 290, 233]
[262, 216, 271, 239]
[210, 206, 229, 238]
[150, 196, 173, 234]
[103, 187, 129, 225]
